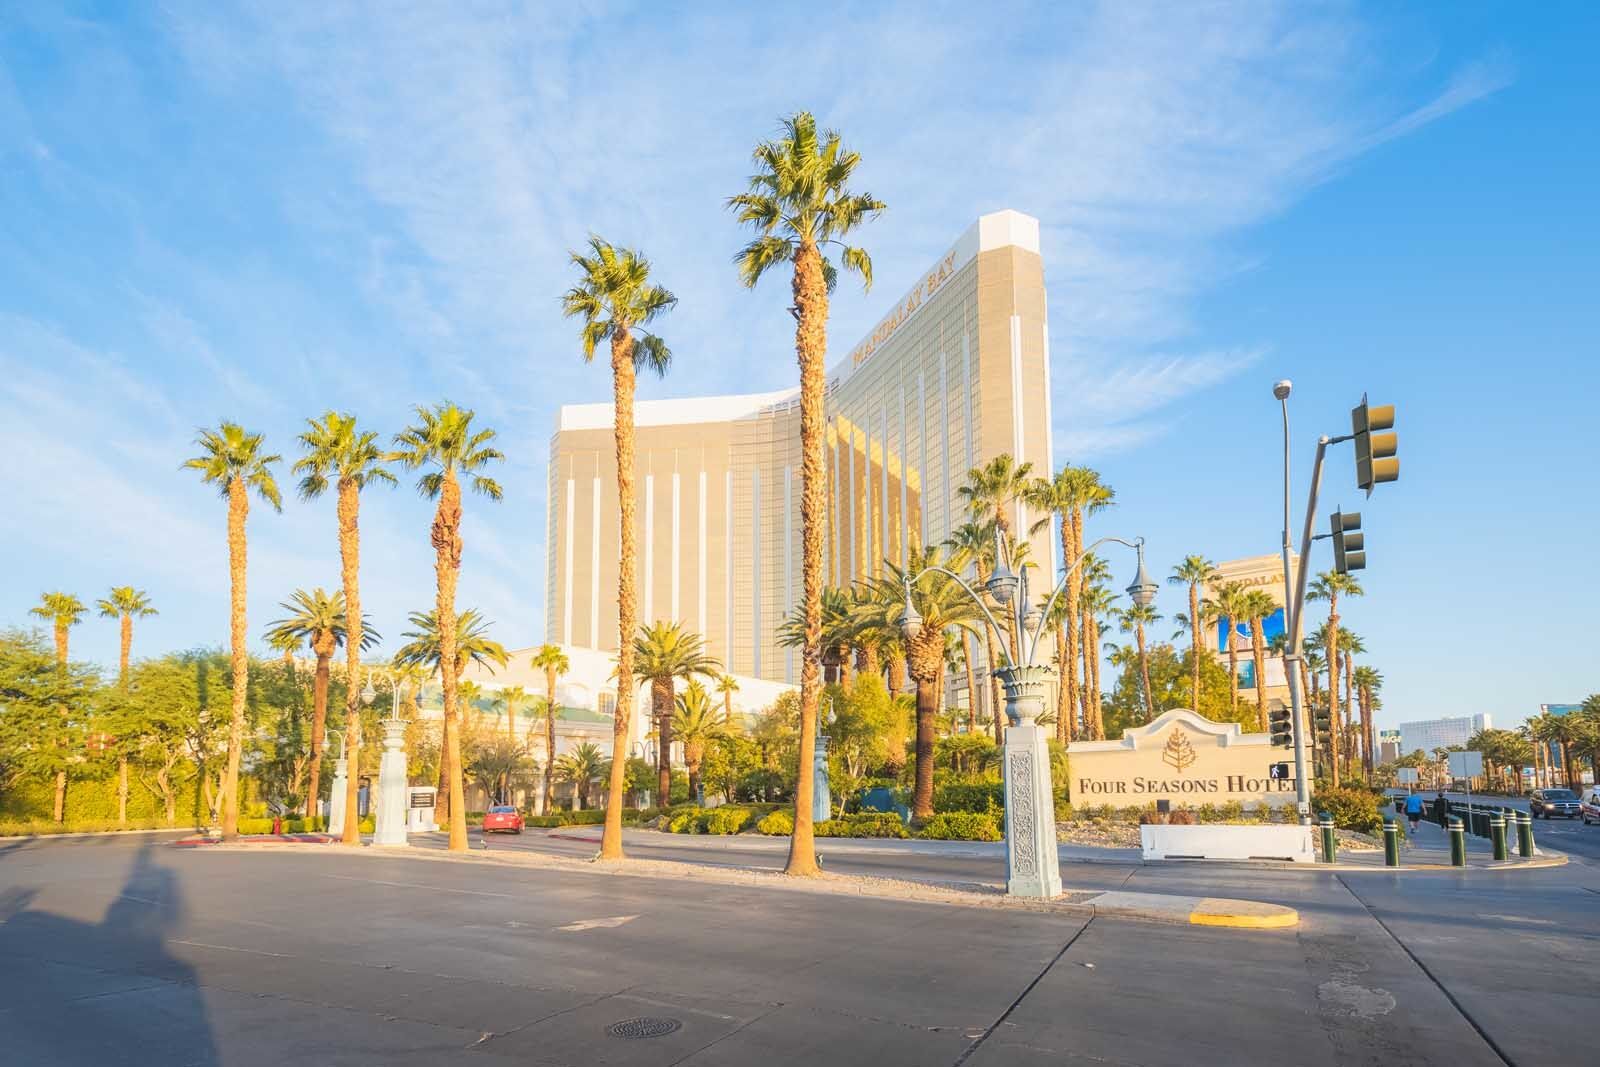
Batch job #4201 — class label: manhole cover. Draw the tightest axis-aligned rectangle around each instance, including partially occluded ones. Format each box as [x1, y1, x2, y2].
[601, 1017, 675, 1036]
[607, 1017, 682, 1040]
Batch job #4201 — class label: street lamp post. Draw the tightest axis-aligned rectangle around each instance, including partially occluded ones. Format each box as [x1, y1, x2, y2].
[363, 670, 411, 847]
[1275, 380, 1313, 825]
[325, 729, 349, 836]
[900, 529, 1157, 898]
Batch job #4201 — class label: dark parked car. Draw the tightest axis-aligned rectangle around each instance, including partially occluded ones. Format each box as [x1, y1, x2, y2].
[1529, 788, 1581, 819]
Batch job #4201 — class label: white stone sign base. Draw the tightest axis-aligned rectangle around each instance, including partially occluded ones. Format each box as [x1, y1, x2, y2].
[327, 758, 349, 837]
[1140, 824, 1314, 863]
[372, 720, 409, 847]
[1004, 723, 1063, 899]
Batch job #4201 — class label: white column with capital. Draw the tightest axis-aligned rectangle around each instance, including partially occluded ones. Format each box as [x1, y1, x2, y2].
[999, 666, 1062, 899]
[372, 719, 409, 847]
[327, 757, 349, 838]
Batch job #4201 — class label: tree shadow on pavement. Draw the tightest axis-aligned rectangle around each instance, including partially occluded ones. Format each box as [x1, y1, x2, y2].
[0, 840, 219, 1065]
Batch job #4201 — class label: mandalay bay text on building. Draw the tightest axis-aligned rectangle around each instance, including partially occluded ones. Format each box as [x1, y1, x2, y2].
[545, 210, 1054, 684]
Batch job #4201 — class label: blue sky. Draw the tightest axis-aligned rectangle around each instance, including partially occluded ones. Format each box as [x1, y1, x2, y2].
[3, 3, 1595, 730]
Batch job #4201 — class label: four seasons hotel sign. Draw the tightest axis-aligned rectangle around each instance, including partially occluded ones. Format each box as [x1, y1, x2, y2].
[1067, 709, 1299, 810]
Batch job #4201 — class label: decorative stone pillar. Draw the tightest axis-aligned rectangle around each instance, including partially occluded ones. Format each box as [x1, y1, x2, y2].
[812, 735, 831, 823]
[327, 757, 349, 837]
[997, 665, 1062, 899]
[372, 719, 409, 847]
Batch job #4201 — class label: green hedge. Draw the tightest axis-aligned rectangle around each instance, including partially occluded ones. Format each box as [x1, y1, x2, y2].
[1, 776, 202, 823]
[933, 782, 1004, 815]
[524, 808, 608, 828]
[818, 813, 909, 838]
[756, 809, 794, 835]
[237, 815, 372, 836]
[0, 816, 201, 838]
[917, 812, 1003, 841]
[1311, 787, 1385, 835]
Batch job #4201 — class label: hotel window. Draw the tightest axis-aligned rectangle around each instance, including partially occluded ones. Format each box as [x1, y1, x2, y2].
[597, 692, 615, 718]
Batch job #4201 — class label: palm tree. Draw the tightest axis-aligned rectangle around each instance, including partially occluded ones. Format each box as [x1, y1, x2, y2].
[714, 673, 740, 726]
[265, 589, 377, 822]
[29, 591, 87, 823]
[778, 587, 857, 684]
[1166, 556, 1217, 710]
[857, 545, 981, 818]
[267, 629, 301, 669]
[395, 609, 509, 678]
[1307, 571, 1362, 787]
[633, 622, 720, 805]
[1352, 665, 1383, 776]
[491, 685, 532, 801]
[1116, 603, 1162, 722]
[530, 644, 570, 815]
[392, 404, 503, 851]
[1528, 711, 1571, 790]
[555, 741, 605, 810]
[1211, 582, 1252, 717]
[1027, 466, 1114, 744]
[944, 520, 996, 734]
[1338, 628, 1366, 768]
[730, 111, 883, 877]
[97, 587, 157, 825]
[293, 411, 395, 845]
[672, 679, 721, 803]
[958, 454, 1035, 541]
[1079, 566, 1117, 739]
[1239, 589, 1277, 731]
[184, 422, 282, 839]
[563, 237, 677, 861]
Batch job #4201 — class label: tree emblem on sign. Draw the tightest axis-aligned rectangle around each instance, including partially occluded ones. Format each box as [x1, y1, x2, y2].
[1162, 729, 1197, 773]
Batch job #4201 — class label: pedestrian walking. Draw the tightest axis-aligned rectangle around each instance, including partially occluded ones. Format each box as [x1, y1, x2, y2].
[1435, 792, 1451, 828]
[1405, 791, 1424, 832]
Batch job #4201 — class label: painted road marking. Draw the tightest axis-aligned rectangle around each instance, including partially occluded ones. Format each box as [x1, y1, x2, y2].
[558, 915, 638, 932]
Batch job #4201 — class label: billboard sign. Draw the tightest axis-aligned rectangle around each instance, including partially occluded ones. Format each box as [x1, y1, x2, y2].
[1448, 751, 1485, 779]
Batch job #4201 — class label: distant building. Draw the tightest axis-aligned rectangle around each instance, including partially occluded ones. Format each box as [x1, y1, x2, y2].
[1202, 553, 1301, 705]
[1378, 729, 1402, 765]
[1398, 714, 1490, 756]
[1539, 703, 1582, 717]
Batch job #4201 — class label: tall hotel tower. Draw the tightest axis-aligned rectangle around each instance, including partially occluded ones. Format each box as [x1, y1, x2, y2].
[545, 210, 1054, 684]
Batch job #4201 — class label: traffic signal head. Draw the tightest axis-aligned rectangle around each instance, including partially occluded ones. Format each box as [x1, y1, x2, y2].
[1313, 704, 1332, 735]
[1352, 395, 1398, 494]
[1330, 510, 1365, 574]
[1268, 703, 1294, 748]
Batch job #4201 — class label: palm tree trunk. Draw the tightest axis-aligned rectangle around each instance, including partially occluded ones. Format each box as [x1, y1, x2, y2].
[1084, 612, 1104, 739]
[1188, 582, 1202, 708]
[961, 631, 978, 735]
[1342, 651, 1355, 769]
[912, 675, 938, 819]
[1250, 620, 1268, 731]
[785, 239, 827, 878]
[118, 615, 132, 824]
[1326, 603, 1342, 788]
[886, 654, 906, 695]
[1225, 618, 1238, 716]
[431, 470, 468, 851]
[654, 676, 673, 803]
[339, 477, 367, 845]
[307, 650, 331, 824]
[1136, 623, 1154, 723]
[1059, 513, 1080, 743]
[987, 637, 1004, 744]
[544, 669, 558, 816]
[601, 333, 638, 859]
[1054, 622, 1072, 742]
[221, 477, 249, 839]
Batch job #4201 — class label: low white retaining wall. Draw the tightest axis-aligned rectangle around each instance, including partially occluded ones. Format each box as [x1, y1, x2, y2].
[1140, 824, 1316, 863]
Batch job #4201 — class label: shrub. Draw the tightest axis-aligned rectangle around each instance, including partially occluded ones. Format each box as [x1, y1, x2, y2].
[918, 812, 1002, 841]
[1312, 786, 1384, 835]
[701, 807, 756, 835]
[0, 817, 199, 837]
[817, 813, 909, 838]
[757, 809, 794, 836]
[1169, 809, 1197, 825]
[665, 808, 704, 834]
[933, 782, 1004, 815]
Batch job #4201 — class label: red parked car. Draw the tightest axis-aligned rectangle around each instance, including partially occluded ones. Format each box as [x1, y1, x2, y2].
[481, 805, 524, 834]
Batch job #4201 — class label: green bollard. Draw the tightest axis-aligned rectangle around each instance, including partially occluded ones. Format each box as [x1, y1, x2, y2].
[1448, 815, 1466, 867]
[1382, 814, 1401, 867]
[1490, 811, 1507, 861]
[1516, 810, 1534, 858]
[1319, 813, 1337, 864]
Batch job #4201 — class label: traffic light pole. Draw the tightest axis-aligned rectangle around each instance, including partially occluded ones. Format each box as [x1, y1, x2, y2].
[1282, 432, 1355, 823]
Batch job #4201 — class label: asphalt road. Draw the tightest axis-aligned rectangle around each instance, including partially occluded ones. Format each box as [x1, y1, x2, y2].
[2, 830, 1595, 1066]
[1405, 790, 1600, 864]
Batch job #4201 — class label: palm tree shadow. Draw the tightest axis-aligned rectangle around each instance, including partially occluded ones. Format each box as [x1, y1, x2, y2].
[0, 841, 219, 1065]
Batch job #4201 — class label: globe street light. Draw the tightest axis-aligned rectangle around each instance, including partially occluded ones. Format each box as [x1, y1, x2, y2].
[898, 531, 1155, 898]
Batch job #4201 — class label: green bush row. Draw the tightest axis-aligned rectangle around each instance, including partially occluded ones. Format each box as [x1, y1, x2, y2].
[522, 809, 609, 828]
[932, 782, 1004, 815]
[237, 815, 370, 835]
[1310, 786, 1386, 835]
[0, 816, 199, 838]
[917, 812, 1003, 841]
[660, 805, 779, 835]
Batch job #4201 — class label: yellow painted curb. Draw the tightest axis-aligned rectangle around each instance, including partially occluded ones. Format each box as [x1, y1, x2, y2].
[1188, 898, 1299, 929]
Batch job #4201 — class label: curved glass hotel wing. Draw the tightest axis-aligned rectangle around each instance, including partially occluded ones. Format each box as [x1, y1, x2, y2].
[545, 210, 1054, 684]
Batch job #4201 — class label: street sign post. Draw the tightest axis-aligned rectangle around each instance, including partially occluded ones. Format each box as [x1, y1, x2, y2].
[1448, 751, 1485, 828]
[1396, 767, 1419, 789]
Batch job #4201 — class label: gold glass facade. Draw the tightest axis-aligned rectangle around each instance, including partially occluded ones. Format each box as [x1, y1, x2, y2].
[545, 211, 1055, 682]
